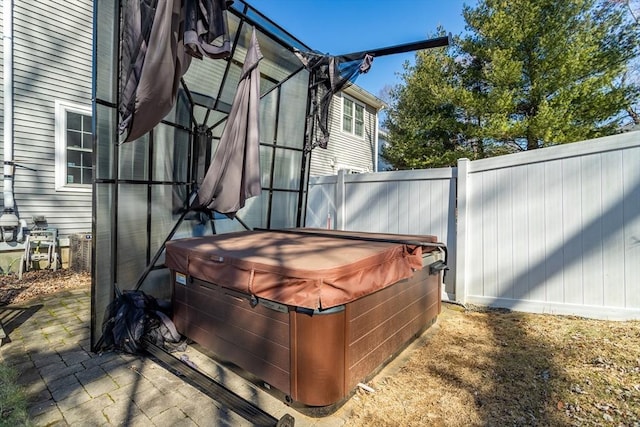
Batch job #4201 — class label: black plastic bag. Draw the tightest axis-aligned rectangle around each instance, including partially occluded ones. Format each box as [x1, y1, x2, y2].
[100, 290, 182, 354]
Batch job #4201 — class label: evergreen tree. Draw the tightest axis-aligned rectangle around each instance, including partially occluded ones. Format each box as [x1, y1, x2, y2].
[382, 0, 639, 169]
[383, 39, 474, 168]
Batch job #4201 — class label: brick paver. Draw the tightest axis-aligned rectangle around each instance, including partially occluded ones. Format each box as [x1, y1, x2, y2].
[0, 286, 354, 426]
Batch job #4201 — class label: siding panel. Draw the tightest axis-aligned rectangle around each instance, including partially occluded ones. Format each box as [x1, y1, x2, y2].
[561, 157, 584, 305]
[527, 163, 546, 302]
[601, 150, 626, 308]
[481, 170, 498, 298]
[622, 147, 640, 308]
[495, 168, 514, 299]
[581, 154, 604, 306]
[2, 0, 94, 238]
[310, 93, 378, 176]
[544, 160, 564, 303]
[510, 165, 530, 301]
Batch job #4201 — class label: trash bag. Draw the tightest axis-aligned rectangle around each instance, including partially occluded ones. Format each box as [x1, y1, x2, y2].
[100, 290, 183, 354]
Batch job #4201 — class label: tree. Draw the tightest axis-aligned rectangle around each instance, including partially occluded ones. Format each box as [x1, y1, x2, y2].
[616, 0, 640, 22]
[382, 0, 640, 169]
[613, 0, 640, 125]
[382, 38, 476, 168]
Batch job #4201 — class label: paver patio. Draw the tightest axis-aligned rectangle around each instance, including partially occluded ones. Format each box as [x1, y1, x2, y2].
[0, 286, 358, 426]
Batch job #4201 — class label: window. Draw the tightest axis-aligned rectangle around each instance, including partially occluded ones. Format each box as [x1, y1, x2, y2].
[342, 97, 364, 137]
[55, 101, 92, 192]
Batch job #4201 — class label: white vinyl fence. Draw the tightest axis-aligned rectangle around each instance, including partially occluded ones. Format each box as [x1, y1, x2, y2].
[306, 131, 640, 320]
[306, 168, 458, 297]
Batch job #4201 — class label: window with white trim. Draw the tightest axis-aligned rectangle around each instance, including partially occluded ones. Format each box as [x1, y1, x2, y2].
[342, 96, 365, 137]
[55, 101, 92, 192]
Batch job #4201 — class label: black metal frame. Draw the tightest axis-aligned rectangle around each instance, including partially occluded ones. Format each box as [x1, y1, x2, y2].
[143, 339, 295, 427]
[90, 0, 450, 421]
[92, 1, 316, 299]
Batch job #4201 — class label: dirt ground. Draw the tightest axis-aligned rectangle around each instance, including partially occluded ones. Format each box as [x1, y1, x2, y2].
[2, 271, 639, 426]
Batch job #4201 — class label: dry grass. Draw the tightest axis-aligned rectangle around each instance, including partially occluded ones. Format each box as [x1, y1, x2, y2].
[347, 305, 640, 427]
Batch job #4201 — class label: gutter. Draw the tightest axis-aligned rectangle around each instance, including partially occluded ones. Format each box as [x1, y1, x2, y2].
[0, 0, 19, 241]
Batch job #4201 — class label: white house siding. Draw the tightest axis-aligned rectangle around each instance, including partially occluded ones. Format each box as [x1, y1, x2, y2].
[0, 6, 4, 155]
[309, 91, 378, 176]
[4, 0, 93, 238]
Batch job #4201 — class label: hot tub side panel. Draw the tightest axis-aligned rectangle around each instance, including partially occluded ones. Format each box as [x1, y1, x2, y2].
[289, 309, 346, 407]
[172, 276, 292, 394]
[345, 259, 441, 392]
[170, 247, 443, 409]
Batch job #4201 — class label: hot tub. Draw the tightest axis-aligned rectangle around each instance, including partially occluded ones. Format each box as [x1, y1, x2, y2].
[165, 228, 445, 408]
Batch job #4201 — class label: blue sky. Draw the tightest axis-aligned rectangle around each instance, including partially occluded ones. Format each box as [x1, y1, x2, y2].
[247, 0, 475, 98]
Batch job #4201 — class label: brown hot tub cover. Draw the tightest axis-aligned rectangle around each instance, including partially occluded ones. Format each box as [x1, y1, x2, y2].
[164, 228, 438, 309]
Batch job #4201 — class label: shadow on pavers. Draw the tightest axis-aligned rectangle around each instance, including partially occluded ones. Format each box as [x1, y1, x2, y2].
[0, 304, 43, 345]
[0, 293, 246, 425]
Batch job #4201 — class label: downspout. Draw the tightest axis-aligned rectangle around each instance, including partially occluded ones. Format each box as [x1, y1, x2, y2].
[0, 0, 20, 242]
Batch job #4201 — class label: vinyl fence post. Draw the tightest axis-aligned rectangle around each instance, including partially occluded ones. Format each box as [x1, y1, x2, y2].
[455, 158, 470, 304]
[336, 169, 346, 230]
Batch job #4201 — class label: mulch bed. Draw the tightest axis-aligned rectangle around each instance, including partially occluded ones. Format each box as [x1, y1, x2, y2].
[0, 269, 90, 306]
